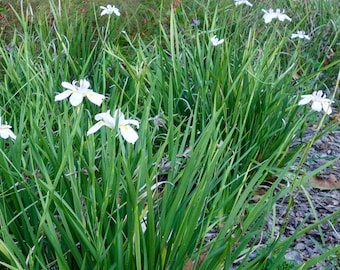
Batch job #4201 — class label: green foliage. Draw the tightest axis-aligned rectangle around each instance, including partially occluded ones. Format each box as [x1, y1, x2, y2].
[0, 0, 339, 269]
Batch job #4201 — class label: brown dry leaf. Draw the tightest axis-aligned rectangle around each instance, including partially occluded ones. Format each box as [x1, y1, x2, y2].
[329, 113, 340, 124]
[308, 174, 340, 190]
[183, 260, 194, 270]
[183, 252, 208, 270]
[251, 176, 278, 202]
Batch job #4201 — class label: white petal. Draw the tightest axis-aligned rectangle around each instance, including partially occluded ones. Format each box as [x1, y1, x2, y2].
[210, 36, 224, 46]
[69, 92, 84, 106]
[0, 130, 9, 139]
[322, 102, 332, 115]
[263, 14, 273, 24]
[278, 14, 292, 22]
[111, 109, 125, 125]
[79, 79, 91, 90]
[234, 0, 253, 6]
[55, 90, 72, 101]
[86, 92, 106, 106]
[113, 8, 121, 16]
[87, 121, 106, 135]
[95, 110, 116, 127]
[311, 101, 322, 112]
[314, 90, 324, 98]
[298, 95, 313, 105]
[100, 6, 108, 16]
[7, 130, 16, 140]
[119, 125, 139, 144]
[61, 81, 78, 91]
[94, 110, 110, 121]
[113, 109, 124, 120]
[0, 128, 16, 140]
[117, 110, 139, 128]
[217, 39, 225, 45]
[121, 119, 139, 129]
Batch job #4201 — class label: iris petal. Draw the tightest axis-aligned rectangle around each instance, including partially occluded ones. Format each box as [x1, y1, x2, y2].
[311, 101, 322, 112]
[95, 111, 116, 127]
[70, 92, 84, 106]
[55, 90, 72, 101]
[0, 130, 9, 139]
[322, 103, 332, 115]
[61, 82, 78, 91]
[298, 95, 313, 105]
[79, 79, 91, 90]
[86, 92, 106, 106]
[119, 125, 139, 144]
[121, 119, 140, 129]
[87, 121, 106, 135]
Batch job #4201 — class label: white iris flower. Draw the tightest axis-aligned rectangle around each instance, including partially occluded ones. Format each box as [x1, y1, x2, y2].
[100, 5, 121, 16]
[55, 79, 106, 107]
[210, 35, 224, 46]
[87, 109, 139, 144]
[298, 90, 333, 115]
[234, 0, 253, 7]
[291, 30, 311, 40]
[0, 118, 16, 140]
[262, 9, 292, 24]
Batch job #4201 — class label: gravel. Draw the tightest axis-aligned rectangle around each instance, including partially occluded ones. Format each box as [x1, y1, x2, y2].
[267, 129, 340, 269]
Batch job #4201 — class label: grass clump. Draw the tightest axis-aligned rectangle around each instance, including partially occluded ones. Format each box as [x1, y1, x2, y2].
[0, 0, 339, 269]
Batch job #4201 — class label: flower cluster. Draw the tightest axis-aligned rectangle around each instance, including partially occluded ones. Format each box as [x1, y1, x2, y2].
[55, 78, 139, 144]
[213, 3, 311, 50]
[231, 2, 326, 115]
[53, 5, 139, 144]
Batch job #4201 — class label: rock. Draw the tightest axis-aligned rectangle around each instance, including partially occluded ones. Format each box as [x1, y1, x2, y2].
[295, 242, 305, 250]
[285, 251, 303, 264]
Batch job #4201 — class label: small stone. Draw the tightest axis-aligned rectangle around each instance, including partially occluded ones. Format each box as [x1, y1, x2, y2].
[332, 232, 340, 240]
[295, 243, 305, 250]
[285, 251, 303, 264]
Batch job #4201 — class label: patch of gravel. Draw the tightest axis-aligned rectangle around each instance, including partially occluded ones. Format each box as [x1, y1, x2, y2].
[266, 188, 340, 269]
[267, 129, 340, 269]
